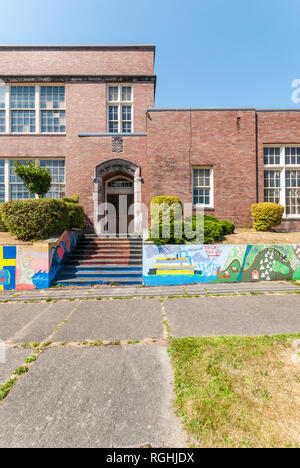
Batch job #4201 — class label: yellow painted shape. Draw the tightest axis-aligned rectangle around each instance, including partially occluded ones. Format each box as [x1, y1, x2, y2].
[157, 270, 194, 275]
[0, 248, 16, 269]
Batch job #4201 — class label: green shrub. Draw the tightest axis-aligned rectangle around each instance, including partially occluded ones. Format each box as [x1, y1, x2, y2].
[14, 161, 51, 198]
[221, 220, 235, 235]
[149, 213, 233, 245]
[151, 196, 183, 225]
[0, 206, 8, 232]
[66, 202, 84, 229]
[251, 203, 284, 232]
[1, 199, 70, 241]
[63, 194, 79, 204]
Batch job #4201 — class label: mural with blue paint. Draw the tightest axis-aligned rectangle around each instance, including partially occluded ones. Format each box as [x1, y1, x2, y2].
[49, 231, 79, 283]
[0, 246, 16, 291]
[143, 244, 300, 286]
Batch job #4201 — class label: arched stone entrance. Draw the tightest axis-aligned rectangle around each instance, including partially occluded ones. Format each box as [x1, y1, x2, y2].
[93, 159, 143, 237]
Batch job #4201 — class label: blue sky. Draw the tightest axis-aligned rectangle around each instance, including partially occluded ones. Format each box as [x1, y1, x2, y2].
[0, 0, 300, 108]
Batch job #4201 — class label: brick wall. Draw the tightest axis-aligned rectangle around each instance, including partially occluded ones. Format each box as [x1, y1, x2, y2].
[257, 111, 300, 230]
[0, 46, 155, 76]
[146, 110, 257, 227]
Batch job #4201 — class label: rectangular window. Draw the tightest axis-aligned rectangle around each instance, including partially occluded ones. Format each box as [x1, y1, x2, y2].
[10, 86, 36, 133]
[0, 85, 66, 134]
[264, 145, 300, 217]
[264, 147, 280, 165]
[0, 86, 5, 133]
[0, 160, 5, 203]
[107, 84, 133, 133]
[193, 168, 213, 207]
[39, 160, 66, 198]
[108, 106, 119, 133]
[285, 170, 300, 215]
[9, 160, 36, 200]
[0, 159, 65, 202]
[0, 111, 5, 133]
[40, 86, 65, 133]
[264, 170, 281, 204]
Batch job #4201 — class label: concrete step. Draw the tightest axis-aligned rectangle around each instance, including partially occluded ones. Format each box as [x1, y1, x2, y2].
[56, 272, 143, 280]
[62, 266, 143, 272]
[52, 277, 143, 286]
[77, 247, 142, 250]
[65, 261, 142, 267]
[69, 254, 142, 260]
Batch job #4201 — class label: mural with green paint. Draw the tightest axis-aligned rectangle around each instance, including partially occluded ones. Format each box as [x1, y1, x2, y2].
[143, 244, 300, 286]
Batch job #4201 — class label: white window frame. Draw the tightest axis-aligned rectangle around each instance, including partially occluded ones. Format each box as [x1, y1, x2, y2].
[192, 166, 214, 209]
[264, 145, 300, 218]
[0, 84, 66, 135]
[107, 84, 134, 134]
[0, 158, 65, 202]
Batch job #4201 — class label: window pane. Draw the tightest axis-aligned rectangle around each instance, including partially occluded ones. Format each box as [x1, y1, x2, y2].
[0, 160, 5, 203]
[0, 110, 5, 132]
[11, 110, 35, 133]
[122, 86, 132, 102]
[41, 110, 65, 133]
[0, 86, 5, 109]
[108, 86, 119, 102]
[285, 170, 300, 215]
[264, 147, 280, 165]
[9, 160, 35, 200]
[39, 160, 65, 198]
[285, 147, 300, 166]
[40, 86, 65, 109]
[10, 86, 35, 109]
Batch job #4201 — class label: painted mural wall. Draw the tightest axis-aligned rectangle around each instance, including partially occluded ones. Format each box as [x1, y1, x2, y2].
[143, 244, 300, 286]
[0, 230, 79, 291]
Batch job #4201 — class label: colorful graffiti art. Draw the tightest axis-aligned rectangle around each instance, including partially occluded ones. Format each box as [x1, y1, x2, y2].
[143, 244, 300, 286]
[0, 246, 16, 291]
[49, 231, 79, 283]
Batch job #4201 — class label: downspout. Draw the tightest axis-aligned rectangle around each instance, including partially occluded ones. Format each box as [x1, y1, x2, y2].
[255, 111, 259, 203]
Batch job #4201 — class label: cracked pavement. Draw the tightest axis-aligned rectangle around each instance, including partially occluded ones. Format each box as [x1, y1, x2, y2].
[0, 293, 300, 448]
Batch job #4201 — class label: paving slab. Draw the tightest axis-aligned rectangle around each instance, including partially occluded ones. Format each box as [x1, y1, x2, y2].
[54, 299, 163, 342]
[0, 346, 186, 448]
[203, 281, 298, 293]
[9, 301, 78, 345]
[165, 295, 300, 337]
[0, 302, 50, 342]
[0, 348, 30, 386]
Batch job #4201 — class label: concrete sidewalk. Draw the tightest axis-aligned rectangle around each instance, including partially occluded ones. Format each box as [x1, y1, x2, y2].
[0, 294, 299, 447]
[0, 281, 299, 302]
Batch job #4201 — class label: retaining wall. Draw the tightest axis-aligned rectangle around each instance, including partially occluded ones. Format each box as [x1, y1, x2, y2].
[143, 244, 300, 286]
[0, 230, 79, 291]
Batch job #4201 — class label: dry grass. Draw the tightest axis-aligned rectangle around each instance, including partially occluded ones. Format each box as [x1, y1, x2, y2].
[169, 335, 300, 448]
[221, 229, 300, 245]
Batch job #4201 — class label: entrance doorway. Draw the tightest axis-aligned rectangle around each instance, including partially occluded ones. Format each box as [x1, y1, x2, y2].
[105, 176, 134, 235]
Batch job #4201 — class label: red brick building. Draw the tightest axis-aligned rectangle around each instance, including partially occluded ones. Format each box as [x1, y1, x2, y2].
[0, 45, 299, 233]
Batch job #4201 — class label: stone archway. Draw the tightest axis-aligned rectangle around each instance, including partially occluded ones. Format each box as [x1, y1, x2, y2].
[93, 159, 143, 236]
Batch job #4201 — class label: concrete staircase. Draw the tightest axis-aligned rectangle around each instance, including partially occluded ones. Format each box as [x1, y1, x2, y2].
[52, 235, 143, 287]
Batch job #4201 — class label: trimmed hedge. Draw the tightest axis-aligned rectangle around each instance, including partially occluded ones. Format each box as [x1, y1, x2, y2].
[149, 213, 235, 245]
[1, 198, 84, 241]
[66, 202, 85, 229]
[251, 202, 284, 232]
[0, 206, 8, 232]
[63, 194, 79, 204]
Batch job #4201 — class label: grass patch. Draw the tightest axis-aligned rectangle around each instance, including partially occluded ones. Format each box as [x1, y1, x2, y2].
[169, 334, 300, 448]
[0, 378, 16, 401]
[13, 366, 28, 376]
[25, 354, 37, 364]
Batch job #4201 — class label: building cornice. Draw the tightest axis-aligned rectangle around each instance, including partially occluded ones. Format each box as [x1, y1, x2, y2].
[0, 75, 156, 84]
